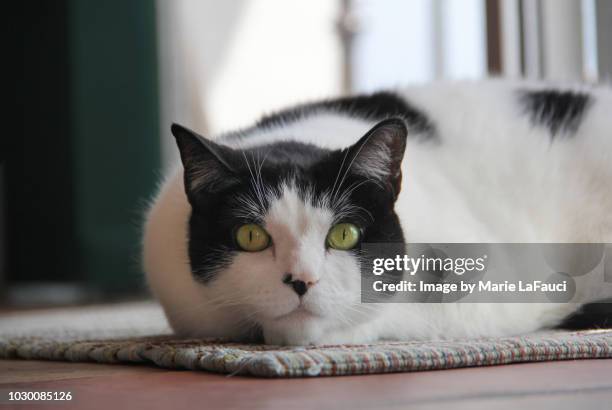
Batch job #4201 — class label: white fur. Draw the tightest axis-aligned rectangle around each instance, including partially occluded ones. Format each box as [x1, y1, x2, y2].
[144, 79, 612, 345]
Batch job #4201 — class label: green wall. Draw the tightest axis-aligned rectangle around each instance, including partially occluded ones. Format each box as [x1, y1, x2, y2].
[69, 0, 160, 292]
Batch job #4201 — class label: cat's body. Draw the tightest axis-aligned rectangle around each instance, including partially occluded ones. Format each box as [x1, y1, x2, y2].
[144, 79, 612, 345]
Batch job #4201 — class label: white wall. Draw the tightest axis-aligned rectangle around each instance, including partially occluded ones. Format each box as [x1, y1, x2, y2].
[156, 0, 342, 170]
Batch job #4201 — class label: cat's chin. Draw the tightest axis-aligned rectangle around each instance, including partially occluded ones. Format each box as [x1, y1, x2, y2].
[273, 305, 321, 322]
[261, 309, 330, 345]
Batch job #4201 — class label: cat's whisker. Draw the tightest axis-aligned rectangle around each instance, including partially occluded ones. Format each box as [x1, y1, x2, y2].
[330, 132, 376, 204]
[330, 147, 351, 202]
[241, 151, 267, 214]
[251, 151, 267, 210]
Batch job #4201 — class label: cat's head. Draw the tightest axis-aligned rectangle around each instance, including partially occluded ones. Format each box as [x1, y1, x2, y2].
[172, 119, 407, 344]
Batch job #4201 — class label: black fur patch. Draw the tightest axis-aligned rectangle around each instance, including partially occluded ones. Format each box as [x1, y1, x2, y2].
[256, 91, 434, 136]
[520, 89, 592, 137]
[557, 301, 612, 330]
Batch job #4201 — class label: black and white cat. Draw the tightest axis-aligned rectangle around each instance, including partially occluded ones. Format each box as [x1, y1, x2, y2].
[143, 80, 612, 345]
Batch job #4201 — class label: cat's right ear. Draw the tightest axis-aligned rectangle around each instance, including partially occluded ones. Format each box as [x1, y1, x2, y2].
[171, 123, 240, 202]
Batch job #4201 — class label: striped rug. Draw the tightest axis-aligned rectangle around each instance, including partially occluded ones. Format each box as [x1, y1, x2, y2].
[1, 302, 611, 377]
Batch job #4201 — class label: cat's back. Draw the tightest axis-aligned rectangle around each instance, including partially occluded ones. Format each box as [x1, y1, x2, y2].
[220, 79, 612, 242]
[221, 79, 610, 149]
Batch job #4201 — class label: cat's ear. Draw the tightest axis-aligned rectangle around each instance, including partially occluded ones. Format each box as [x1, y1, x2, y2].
[171, 123, 240, 202]
[345, 118, 408, 198]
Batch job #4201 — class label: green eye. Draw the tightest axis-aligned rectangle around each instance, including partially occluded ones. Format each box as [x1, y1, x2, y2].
[326, 223, 360, 250]
[235, 224, 271, 252]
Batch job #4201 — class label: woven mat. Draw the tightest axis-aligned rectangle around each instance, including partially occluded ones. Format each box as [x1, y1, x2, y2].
[1, 302, 611, 377]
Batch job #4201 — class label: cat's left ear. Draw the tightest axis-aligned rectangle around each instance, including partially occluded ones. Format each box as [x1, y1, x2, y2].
[171, 123, 240, 203]
[345, 118, 408, 198]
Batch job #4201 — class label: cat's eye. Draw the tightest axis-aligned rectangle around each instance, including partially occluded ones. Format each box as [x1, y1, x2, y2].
[326, 223, 360, 250]
[235, 224, 271, 252]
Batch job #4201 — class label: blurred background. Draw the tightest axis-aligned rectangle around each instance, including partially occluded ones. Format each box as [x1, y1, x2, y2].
[3, 0, 611, 306]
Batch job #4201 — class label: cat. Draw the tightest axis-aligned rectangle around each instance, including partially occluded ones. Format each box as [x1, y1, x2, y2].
[143, 79, 612, 345]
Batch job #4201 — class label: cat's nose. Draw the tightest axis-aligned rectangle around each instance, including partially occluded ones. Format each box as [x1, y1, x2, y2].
[282, 273, 313, 297]
[291, 280, 308, 297]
